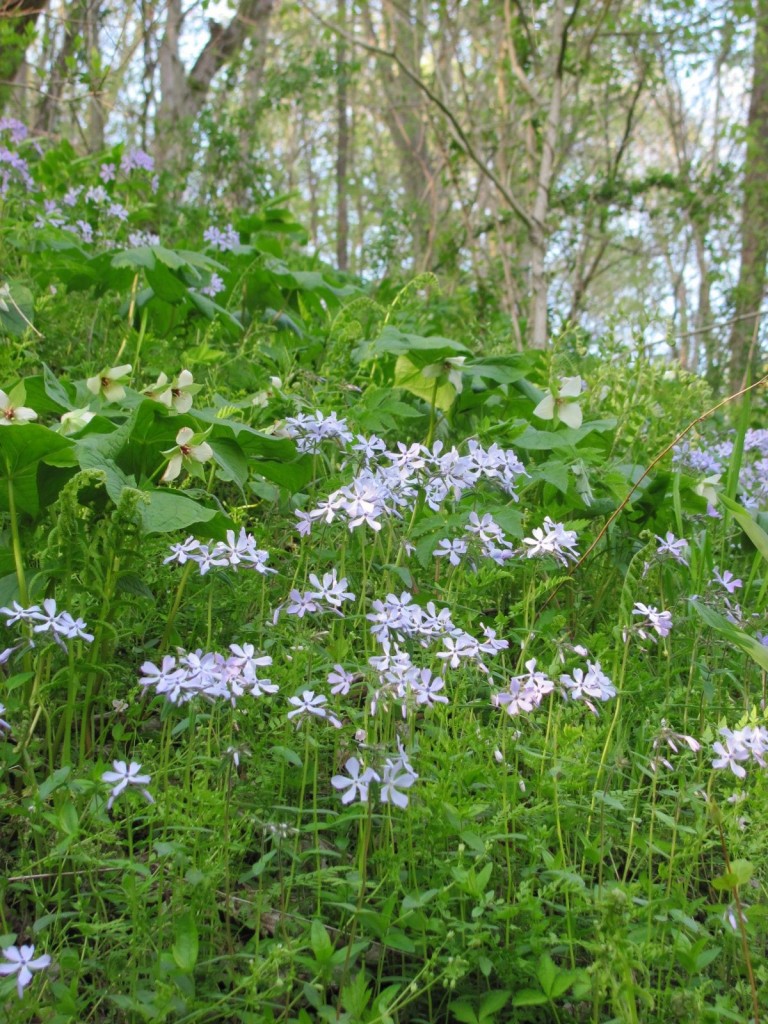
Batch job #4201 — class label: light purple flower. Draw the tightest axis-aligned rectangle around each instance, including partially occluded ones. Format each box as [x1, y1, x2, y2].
[712, 567, 742, 594]
[101, 760, 154, 811]
[287, 690, 341, 728]
[331, 757, 380, 804]
[0, 944, 51, 999]
[655, 531, 689, 567]
[380, 755, 418, 809]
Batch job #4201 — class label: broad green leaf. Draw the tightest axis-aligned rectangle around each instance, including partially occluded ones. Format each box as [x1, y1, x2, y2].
[209, 437, 249, 493]
[712, 859, 754, 890]
[38, 766, 72, 801]
[531, 459, 570, 493]
[462, 357, 532, 385]
[394, 354, 456, 411]
[479, 990, 511, 1019]
[138, 489, 230, 536]
[145, 262, 189, 303]
[0, 425, 75, 515]
[253, 456, 314, 493]
[172, 910, 198, 972]
[511, 421, 617, 449]
[111, 246, 156, 270]
[536, 953, 557, 997]
[382, 927, 416, 952]
[361, 325, 471, 368]
[310, 919, 334, 962]
[152, 245, 187, 270]
[448, 1000, 479, 1024]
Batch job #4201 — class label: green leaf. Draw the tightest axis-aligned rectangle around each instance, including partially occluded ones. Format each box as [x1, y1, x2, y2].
[463, 357, 533, 385]
[394, 354, 457, 411]
[478, 990, 511, 1020]
[511, 989, 548, 1007]
[172, 910, 199, 972]
[57, 800, 79, 837]
[0, 424, 75, 516]
[690, 601, 768, 672]
[720, 494, 768, 563]
[712, 859, 754, 890]
[138, 489, 230, 535]
[448, 1000, 479, 1024]
[511, 420, 617, 450]
[111, 246, 156, 270]
[536, 953, 557, 997]
[382, 927, 415, 952]
[0, 281, 35, 336]
[38, 766, 71, 801]
[310, 919, 334, 963]
[209, 437, 249, 493]
[238, 849, 277, 882]
[531, 458, 570, 493]
[360, 325, 471, 367]
[340, 969, 372, 1018]
[145, 261, 189, 303]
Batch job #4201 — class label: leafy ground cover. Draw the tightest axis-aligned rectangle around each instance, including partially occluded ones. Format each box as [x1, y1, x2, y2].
[1, 120, 768, 1024]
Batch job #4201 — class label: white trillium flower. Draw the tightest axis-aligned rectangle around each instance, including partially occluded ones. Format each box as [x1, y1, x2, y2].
[86, 364, 132, 402]
[146, 369, 200, 413]
[421, 356, 467, 393]
[59, 407, 96, 435]
[533, 375, 584, 429]
[694, 473, 721, 506]
[161, 426, 213, 482]
[0, 389, 37, 425]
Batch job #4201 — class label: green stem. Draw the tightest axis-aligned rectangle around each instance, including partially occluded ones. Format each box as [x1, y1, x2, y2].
[7, 469, 28, 605]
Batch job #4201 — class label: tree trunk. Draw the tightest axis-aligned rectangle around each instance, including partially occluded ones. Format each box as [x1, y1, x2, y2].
[155, 0, 276, 171]
[0, 0, 47, 113]
[728, 0, 768, 388]
[336, 0, 350, 271]
[366, 0, 439, 270]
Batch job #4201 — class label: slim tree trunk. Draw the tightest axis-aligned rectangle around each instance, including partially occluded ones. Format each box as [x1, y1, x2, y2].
[336, 0, 350, 271]
[729, 0, 768, 388]
[155, 0, 276, 171]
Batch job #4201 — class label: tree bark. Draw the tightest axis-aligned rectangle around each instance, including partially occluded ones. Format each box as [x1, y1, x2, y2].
[155, 0, 276, 170]
[336, 0, 350, 272]
[728, 0, 768, 388]
[0, 0, 47, 113]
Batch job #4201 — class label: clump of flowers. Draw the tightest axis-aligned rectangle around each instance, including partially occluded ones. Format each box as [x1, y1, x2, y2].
[0, 599, 94, 656]
[627, 602, 673, 642]
[522, 517, 579, 566]
[164, 530, 275, 575]
[712, 723, 768, 779]
[143, 369, 200, 413]
[140, 644, 276, 706]
[331, 738, 418, 808]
